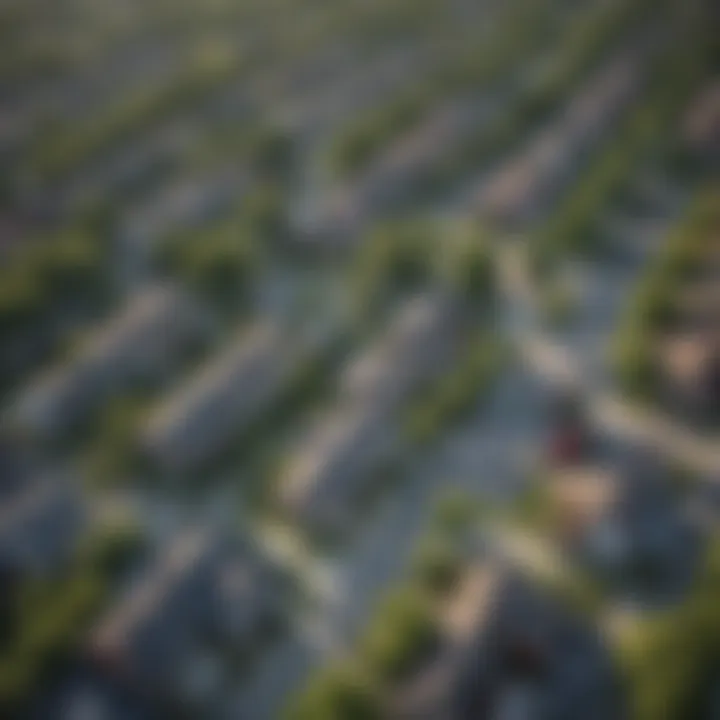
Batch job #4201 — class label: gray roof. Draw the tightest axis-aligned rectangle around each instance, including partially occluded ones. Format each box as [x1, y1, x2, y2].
[280, 403, 396, 526]
[12, 284, 200, 437]
[475, 49, 648, 222]
[142, 320, 306, 472]
[340, 293, 463, 410]
[91, 529, 222, 653]
[0, 475, 85, 574]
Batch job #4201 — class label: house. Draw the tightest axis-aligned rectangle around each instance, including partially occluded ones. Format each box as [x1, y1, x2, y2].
[279, 46, 421, 143]
[11, 284, 205, 441]
[475, 49, 647, 225]
[656, 329, 720, 421]
[89, 529, 277, 705]
[550, 450, 697, 596]
[339, 293, 466, 413]
[0, 475, 86, 577]
[279, 404, 398, 532]
[299, 97, 484, 245]
[0, 428, 33, 498]
[118, 167, 248, 262]
[141, 320, 308, 474]
[394, 564, 623, 720]
[683, 79, 720, 158]
[279, 294, 467, 532]
[672, 278, 720, 331]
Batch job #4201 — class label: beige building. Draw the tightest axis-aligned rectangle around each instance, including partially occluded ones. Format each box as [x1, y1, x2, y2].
[340, 293, 466, 412]
[279, 404, 397, 532]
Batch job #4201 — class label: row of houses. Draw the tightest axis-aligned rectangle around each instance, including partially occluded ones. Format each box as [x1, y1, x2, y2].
[88, 528, 281, 709]
[118, 165, 250, 259]
[279, 293, 468, 532]
[297, 95, 489, 246]
[277, 45, 424, 144]
[474, 40, 655, 225]
[9, 283, 207, 442]
[140, 319, 317, 475]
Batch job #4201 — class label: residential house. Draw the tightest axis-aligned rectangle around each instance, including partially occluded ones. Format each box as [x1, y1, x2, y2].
[118, 167, 248, 269]
[0, 475, 86, 577]
[339, 293, 466, 413]
[394, 564, 623, 720]
[683, 79, 720, 158]
[672, 278, 720, 332]
[141, 320, 309, 474]
[11, 284, 205, 441]
[280, 294, 467, 532]
[656, 329, 720, 421]
[279, 404, 398, 532]
[89, 529, 277, 706]
[0, 428, 32, 498]
[300, 97, 485, 245]
[551, 450, 698, 596]
[475, 48, 649, 225]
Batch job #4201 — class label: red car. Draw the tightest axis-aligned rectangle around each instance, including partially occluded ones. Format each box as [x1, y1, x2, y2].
[547, 391, 589, 465]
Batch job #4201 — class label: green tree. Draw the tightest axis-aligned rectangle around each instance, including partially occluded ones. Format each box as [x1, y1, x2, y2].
[286, 665, 380, 720]
[361, 589, 438, 682]
[412, 538, 462, 596]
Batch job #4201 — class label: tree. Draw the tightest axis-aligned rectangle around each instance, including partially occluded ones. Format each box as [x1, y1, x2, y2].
[245, 183, 286, 240]
[361, 589, 438, 682]
[85, 396, 145, 483]
[614, 327, 656, 399]
[286, 665, 380, 720]
[250, 127, 295, 182]
[622, 536, 720, 720]
[39, 230, 103, 296]
[412, 538, 461, 596]
[442, 225, 495, 300]
[0, 270, 45, 339]
[434, 490, 479, 536]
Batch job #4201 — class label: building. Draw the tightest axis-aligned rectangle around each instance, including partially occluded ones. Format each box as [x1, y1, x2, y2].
[141, 320, 309, 474]
[0, 428, 33, 498]
[550, 451, 698, 597]
[475, 48, 649, 225]
[0, 475, 86, 577]
[300, 98, 484, 245]
[11, 284, 205, 441]
[119, 168, 248, 255]
[279, 293, 467, 532]
[683, 79, 720, 158]
[89, 529, 277, 706]
[656, 329, 720, 421]
[671, 277, 720, 332]
[394, 564, 623, 720]
[279, 404, 398, 532]
[339, 293, 466, 413]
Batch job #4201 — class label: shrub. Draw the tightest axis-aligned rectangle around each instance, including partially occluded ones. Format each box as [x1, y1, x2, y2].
[361, 590, 439, 683]
[613, 327, 656, 399]
[286, 664, 380, 720]
[412, 538, 462, 596]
